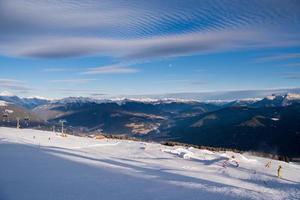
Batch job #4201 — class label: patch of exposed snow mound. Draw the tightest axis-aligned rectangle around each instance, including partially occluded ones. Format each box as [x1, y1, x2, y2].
[239, 154, 257, 162]
[162, 147, 193, 159]
[220, 153, 231, 158]
[199, 149, 215, 155]
[162, 147, 216, 161]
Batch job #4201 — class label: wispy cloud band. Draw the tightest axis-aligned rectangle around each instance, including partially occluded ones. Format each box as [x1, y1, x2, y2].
[256, 53, 300, 63]
[2, 29, 300, 61]
[81, 65, 139, 75]
[0, 79, 33, 92]
[49, 79, 96, 84]
[0, 0, 299, 60]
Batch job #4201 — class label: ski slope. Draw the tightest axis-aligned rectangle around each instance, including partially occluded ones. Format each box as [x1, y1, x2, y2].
[0, 127, 299, 200]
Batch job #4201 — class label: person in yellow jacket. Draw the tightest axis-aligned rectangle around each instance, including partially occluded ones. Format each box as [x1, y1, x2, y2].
[277, 165, 282, 178]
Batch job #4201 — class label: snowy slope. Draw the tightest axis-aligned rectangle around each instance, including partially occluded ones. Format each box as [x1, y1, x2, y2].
[0, 127, 299, 200]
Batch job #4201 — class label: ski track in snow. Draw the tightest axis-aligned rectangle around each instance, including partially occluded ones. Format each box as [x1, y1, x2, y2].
[0, 127, 299, 200]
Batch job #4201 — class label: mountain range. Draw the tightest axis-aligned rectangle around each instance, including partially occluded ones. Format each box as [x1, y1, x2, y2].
[0, 92, 299, 157]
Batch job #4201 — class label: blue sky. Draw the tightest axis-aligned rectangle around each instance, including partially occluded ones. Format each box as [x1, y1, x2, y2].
[0, 0, 300, 99]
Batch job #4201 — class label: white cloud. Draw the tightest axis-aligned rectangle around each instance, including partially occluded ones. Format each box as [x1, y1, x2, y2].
[2, 29, 300, 60]
[50, 88, 108, 97]
[81, 65, 139, 75]
[283, 73, 300, 80]
[0, 79, 33, 92]
[283, 63, 300, 67]
[43, 68, 72, 72]
[49, 79, 96, 84]
[0, 0, 299, 60]
[256, 53, 300, 63]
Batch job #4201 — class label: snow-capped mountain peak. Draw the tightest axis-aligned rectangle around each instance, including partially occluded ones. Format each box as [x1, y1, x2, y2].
[26, 96, 52, 101]
[51, 96, 198, 106]
[285, 93, 300, 100]
[265, 94, 277, 100]
[0, 91, 15, 97]
[236, 98, 262, 103]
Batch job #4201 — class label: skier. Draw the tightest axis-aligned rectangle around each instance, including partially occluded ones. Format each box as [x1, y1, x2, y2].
[265, 161, 272, 168]
[277, 165, 282, 178]
[222, 159, 229, 168]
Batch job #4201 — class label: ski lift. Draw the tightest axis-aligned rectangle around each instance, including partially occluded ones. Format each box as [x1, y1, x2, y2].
[24, 117, 30, 126]
[2, 113, 8, 122]
[16, 117, 20, 129]
[59, 120, 67, 136]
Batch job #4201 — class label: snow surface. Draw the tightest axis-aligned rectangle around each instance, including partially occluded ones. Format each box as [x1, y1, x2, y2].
[266, 95, 277, 100]
[285, 93, 300, 100]
[26, 96, 52, 101]
[0, 100, 8, 106]
[0, 127, 299, 200]
[4, 109, 13, 114]
[52, 96, 198, 105]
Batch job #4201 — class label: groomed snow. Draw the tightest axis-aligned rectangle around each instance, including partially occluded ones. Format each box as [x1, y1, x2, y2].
[0, 127, 299, 200]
